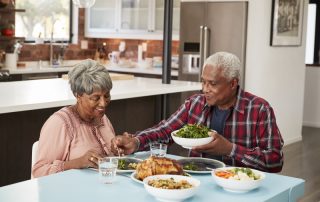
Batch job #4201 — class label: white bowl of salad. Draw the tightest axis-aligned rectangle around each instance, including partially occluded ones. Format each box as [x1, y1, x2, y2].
[171, 124, 215, 149]
[212, 167, 266, 193]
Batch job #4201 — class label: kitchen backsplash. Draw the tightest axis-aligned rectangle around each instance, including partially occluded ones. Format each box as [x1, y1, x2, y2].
[18, 9, 179, 62]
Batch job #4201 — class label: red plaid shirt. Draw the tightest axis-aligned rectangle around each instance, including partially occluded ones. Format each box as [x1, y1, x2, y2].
[135, 89, 284, 172]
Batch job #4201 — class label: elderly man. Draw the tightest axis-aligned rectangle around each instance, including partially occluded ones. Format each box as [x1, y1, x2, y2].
[112, 52, 284, 173]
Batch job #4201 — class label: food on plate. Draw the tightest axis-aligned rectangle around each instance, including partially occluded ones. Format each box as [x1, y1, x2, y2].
[183, 162, 199, 171]
[118, 159, 138, 170]
[175, 124, 211, 138]
[135, 156, 184, 180]
[148, 177, 193, 189]
[215, 167, 261, 181]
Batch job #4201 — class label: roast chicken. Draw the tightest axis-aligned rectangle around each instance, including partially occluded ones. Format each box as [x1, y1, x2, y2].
[135, 156, 184, 180]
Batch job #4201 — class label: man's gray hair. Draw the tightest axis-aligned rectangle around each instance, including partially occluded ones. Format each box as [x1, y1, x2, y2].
[68, 59, 112, 96]
[204, 52, 240, 80]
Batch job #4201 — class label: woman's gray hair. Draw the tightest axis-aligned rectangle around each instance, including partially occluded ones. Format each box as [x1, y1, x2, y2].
[204, 52, 240, 80]
[68, 59, 112, 96]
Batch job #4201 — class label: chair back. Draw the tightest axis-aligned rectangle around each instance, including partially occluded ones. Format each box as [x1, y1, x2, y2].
[31, 141, 39, 178]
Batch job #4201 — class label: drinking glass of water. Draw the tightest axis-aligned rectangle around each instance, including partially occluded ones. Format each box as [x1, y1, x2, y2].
[98, 157, 119, 184]
[150, 143, 167, 157]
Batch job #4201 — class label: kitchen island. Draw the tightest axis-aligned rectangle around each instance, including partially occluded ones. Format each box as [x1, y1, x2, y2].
[0, 77, 200, 186]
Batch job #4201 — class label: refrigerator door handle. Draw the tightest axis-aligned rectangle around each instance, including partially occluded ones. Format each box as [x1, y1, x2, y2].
[204, 26, 210, 62]
[199, 25, 204, 81]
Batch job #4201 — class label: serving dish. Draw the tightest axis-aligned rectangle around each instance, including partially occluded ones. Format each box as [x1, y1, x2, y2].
[130, 171, 192, 185]
[212, 167, 266, 193]
[177, 157, 225, 174]
[171, 129, 214, 149]
[130, 171, 143, 184]
[143, 174, 200, 202]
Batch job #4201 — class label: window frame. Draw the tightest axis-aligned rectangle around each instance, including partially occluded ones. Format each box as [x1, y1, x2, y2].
[16, 0, 77, 44]
[307, 0, 320, 65]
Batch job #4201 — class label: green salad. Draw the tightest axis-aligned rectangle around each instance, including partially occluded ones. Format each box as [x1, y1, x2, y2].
[183, 162, 199, 171]
[117, 159, 138, 170]
[230, 168, 261, 180]
[175, 124, 210, 138]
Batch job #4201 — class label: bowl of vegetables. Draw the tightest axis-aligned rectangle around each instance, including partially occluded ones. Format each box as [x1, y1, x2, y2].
[143, 175, 200, 202]
[171, 124, 214, 149]
[212, 167, 266, 193]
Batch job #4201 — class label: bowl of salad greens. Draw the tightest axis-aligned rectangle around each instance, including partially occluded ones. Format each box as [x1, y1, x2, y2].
[212, 167, 265, 193]
[171, 124, 215, 149]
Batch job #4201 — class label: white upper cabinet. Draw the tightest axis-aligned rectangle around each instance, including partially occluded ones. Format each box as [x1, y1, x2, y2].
[154, 0, 180, 35]
[85, 0, 180, 40]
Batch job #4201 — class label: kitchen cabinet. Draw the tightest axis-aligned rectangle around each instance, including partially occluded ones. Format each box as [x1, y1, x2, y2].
[85, 0, 180, 40]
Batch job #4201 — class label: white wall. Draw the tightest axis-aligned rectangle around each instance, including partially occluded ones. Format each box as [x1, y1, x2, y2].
[245, 0, 308, 145]
[303, 66, 320, 128]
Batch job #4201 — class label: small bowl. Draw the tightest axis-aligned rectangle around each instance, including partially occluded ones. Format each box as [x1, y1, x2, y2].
[143, 174, 200, 202]
[212, 167, 266, 193]
[171, 129, 214, 149]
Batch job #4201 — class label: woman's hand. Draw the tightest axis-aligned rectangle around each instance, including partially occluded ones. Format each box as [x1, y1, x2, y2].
[64, 149, 102, 170]
[111, 132, 138, 156]
[192, 132, 233, 156]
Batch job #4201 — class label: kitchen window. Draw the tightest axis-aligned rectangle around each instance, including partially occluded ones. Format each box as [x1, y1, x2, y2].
[15, 0, 77, 43]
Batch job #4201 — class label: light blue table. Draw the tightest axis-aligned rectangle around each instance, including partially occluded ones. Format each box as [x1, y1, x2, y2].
[0, 153, 305, 202]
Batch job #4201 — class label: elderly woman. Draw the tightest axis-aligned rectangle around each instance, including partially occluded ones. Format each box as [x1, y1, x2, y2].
[32, 59, 115, 178]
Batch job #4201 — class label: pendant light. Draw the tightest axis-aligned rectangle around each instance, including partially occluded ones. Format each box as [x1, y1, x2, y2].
[72, 0, 96, 8]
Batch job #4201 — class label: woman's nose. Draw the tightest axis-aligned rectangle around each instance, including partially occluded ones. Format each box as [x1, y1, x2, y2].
[99, 97, 108, 107]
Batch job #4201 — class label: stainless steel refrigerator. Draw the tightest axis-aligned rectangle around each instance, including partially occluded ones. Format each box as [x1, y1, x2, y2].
[178, 1, 248, 87]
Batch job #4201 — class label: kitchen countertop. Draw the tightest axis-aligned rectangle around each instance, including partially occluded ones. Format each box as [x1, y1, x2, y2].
[4, 61, 179, 77]
[0, 77, 200, 114]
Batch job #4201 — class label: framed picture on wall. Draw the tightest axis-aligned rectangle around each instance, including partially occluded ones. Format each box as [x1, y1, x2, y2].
[270, 0, 304, 46]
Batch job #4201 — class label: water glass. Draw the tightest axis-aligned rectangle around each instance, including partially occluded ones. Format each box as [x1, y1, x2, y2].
[150, 143, 167, 157]
[98, 157, 119, 184]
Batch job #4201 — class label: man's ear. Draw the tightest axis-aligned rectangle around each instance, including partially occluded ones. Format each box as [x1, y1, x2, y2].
[230, 78, 238, 89]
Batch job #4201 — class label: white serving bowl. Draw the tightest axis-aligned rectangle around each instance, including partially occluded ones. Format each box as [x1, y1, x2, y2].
[211, 167, 266, 193]
[143, 174, 200, 202]
[171, 129, 214, 149]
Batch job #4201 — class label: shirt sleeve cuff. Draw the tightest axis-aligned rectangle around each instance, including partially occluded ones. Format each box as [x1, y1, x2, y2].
[52, 160, 66, 173]
[228, 143, 236, 157]
[134, 137, 141, 152]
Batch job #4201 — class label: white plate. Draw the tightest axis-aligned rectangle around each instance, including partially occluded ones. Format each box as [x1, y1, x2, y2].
[87, 157, 142, 173]
[178, 157, 226, 174]
[130, 171, 143, 184]
[117, 157, 142, 173]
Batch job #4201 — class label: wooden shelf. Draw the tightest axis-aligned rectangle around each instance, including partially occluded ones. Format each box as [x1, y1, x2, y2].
[0, 36, 25, 41]
[0, 8, 26, 13]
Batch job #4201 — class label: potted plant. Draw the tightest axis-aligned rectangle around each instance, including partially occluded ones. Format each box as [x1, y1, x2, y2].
[1, 23, 14, 37]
